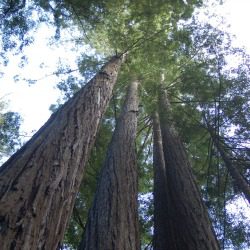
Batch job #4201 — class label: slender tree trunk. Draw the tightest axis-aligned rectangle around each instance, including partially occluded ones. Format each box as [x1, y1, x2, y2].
[158, 89, 220, 250]
[152, 111, 169, 250]
[79, 80, 140, 250]
[0, 55, 124, 250]
[208, 128, 250, 204]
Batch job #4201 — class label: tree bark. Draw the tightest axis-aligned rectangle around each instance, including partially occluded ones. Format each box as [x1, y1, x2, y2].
[152, 111, 169, 250]
[158, 89, 220, 250]
[79, 80, 140, 250]
[207, 128, 250, 205]
[0, 55, 124, 250]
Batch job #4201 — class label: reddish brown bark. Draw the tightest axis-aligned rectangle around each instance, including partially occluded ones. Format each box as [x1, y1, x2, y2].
[0, 55, 124, 250]
[79, 81, 140, 250]
[152, 111, 169, 250]
[157, 89, 219, 250]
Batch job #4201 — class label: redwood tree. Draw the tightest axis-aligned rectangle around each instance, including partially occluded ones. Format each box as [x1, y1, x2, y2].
[0, 55, 124, 249]
[79, 80, 140, 250]
[156, 88, 220, 250]
[152, 111, 169, 250]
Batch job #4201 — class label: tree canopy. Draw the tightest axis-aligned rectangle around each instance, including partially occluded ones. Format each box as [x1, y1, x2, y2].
[0, 0, 249, 249]
[0, 100, 21, 162]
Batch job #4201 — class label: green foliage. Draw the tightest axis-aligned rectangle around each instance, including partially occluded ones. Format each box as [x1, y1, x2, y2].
[0, 108, 22, 161]
[77, 54, 103, 81]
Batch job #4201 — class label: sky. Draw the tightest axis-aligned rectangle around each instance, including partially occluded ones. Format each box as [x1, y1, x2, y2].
[0, 24, 78, 136]
[218, 0, 250, 51]
[200, 0, 250, 52]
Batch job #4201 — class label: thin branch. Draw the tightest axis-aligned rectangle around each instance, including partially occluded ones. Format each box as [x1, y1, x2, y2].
[137, 124, 152, 159]
[112, 94, 118, 125]
[222, 171, 229, 250]
[72, 205, 85, 230]
[121, 25, 169, 56]
[206, 138, 214, 199]
[143, 135, 153, 166]
[144, 240, 153, 250]
[137, 117, 152, 137]
[170, 99, 233, 104]
[68, 2, 92, 46]
[24, 68, 79, 83]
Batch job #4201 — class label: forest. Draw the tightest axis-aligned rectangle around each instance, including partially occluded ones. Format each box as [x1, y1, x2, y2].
[0, 0, 249, 249]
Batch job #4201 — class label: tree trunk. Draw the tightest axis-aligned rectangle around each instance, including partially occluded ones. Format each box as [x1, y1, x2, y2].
[0, 55, 124, 250]
[158, 89, 220, 250]
[79, 80, 140, 250]
[208, 128, 250, 205]
[152, 111, 169, 250]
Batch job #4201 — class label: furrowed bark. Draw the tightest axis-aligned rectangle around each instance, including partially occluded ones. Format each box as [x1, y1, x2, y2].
[158, 89, 219, 250]
[0, 55, 124, 250]
[152, 111, 169, 250]
[208, 128, 250, 205]
[79, 81, 140, 250]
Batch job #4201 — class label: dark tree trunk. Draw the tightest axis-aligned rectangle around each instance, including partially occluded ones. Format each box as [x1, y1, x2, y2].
[152, 111, 169, 250]
[158, 89, 220, 250]
[208, 128, 250, 205]
[79, 81, 140, 250]
[0, 55, 124, 250]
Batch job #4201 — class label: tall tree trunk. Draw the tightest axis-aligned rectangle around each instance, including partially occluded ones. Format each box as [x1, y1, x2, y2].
[79, 80, 140, 250]
[207, 127, 250, 204]
[152, 111, 169, 250]
[0, 55, 124, 250]
[158, 89, 220, 250]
